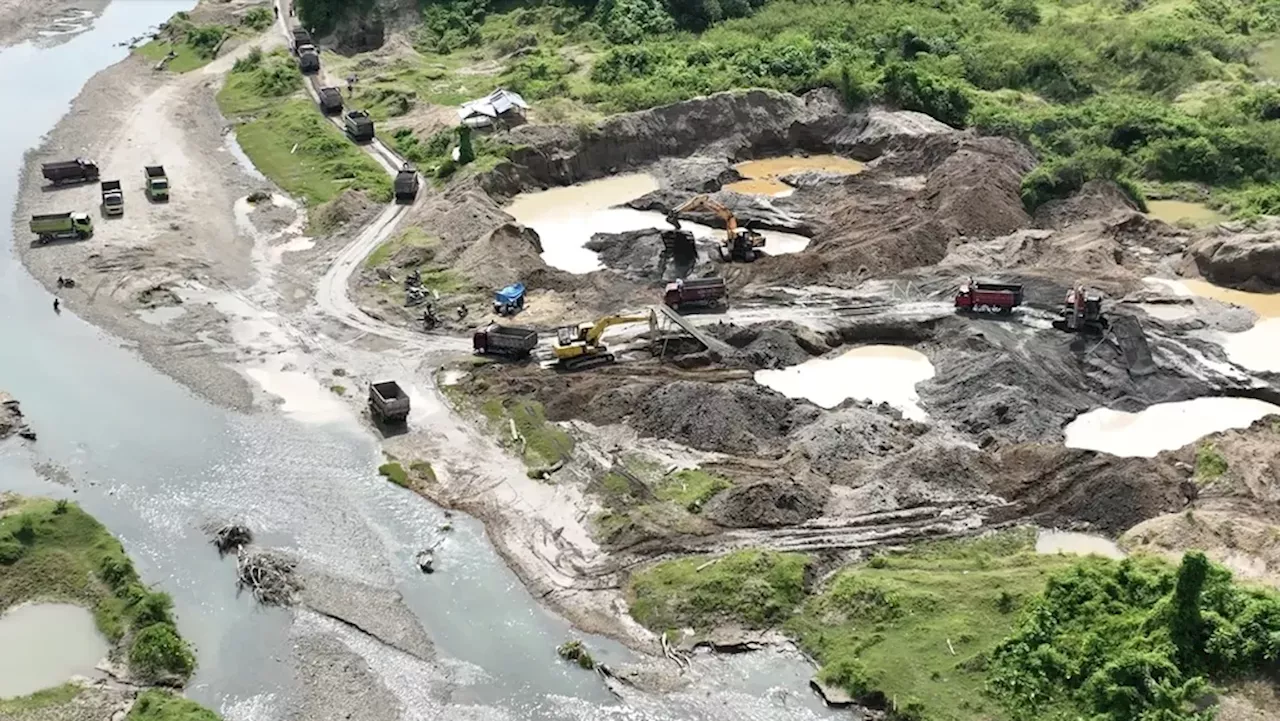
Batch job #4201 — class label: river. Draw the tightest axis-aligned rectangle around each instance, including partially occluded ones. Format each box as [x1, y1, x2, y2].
[0, 4, 837, 720]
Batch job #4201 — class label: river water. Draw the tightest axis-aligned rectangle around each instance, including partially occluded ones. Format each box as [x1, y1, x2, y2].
[0, 4, 838, 719]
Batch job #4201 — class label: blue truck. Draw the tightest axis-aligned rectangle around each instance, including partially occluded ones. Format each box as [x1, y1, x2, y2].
[493, 283, 525, 316]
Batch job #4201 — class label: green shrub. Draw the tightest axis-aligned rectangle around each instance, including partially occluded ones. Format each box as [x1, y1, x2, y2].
[0, 534, 23, 564]
[378, 462, 410, 488]
[1194, 442, 1228, 480]
[241, 7, 274, 31]
[126, 690, 221, 721]
[129, 623, 196, 681]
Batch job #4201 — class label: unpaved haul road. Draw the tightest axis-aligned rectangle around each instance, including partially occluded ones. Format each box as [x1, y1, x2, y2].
[270, 0, 461, 351]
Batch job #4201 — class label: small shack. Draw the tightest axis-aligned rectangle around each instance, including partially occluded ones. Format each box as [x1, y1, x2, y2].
[459, 88, 530, 129]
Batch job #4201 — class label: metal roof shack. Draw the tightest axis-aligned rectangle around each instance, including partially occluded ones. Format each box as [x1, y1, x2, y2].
[459, 88, 530, 128]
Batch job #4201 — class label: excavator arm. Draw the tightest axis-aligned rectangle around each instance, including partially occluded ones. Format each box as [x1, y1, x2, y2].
[582, 314, 650, 345]
[667, 194, 738, 241]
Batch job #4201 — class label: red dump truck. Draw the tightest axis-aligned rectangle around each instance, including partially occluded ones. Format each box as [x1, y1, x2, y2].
[954, 280, 1024, 315]
[473, 324, 538, 359]
[663, 277, 727, 311]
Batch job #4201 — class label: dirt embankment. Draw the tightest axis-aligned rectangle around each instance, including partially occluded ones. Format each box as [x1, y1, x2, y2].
[1123, 419, 1280, 582]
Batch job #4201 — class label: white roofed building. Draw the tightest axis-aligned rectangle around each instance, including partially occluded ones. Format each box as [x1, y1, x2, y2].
[459, 88, 530, 129]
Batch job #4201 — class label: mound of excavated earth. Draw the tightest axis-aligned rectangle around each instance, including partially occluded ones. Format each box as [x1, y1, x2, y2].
[703, 479, 829, 528]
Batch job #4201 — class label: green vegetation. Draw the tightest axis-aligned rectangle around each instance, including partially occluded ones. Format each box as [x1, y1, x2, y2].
[0, 497, 195, 682]
[389, 126, 520, 180]
[330, 384, 347, 396]
[480, 397, 574, 468]
[136, 12, 229, 73]
[0, 685, 82, 715]
[989, 550, 1280, 721]
[240, 7, 275, 32]
[378, 462, 410, 487]
[628, 549, 809, 632]
[126, 690, 221, 721]
[656, 469, 732, 512]
[789, 529, 1073, 720]
[217, 50, 391, 211]
[556, 639, 597, 669]
[1194, 441, 1229, 481]
[365, 227, 436, 268]
[310, 0, 1280, 214]
[630, 530, 1280, 721]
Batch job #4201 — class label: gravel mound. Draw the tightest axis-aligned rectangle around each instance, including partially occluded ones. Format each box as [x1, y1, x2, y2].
[703, 479, 829, 527]
[753, 137, 1034, 286]
[630, 381, 818, 456]
[1033, 180, 1138, 229]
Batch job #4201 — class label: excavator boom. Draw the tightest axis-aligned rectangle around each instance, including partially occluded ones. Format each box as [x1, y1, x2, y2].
[553, 313, 651, 370]
[667, 194, 765, 262]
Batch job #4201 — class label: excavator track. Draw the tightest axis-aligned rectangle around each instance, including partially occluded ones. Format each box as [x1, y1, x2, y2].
[560, 353, 616, 372]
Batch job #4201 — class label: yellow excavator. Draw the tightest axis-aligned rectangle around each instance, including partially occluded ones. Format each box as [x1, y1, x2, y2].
[666, 194, 765, 263]
[553, 314, 650, 370]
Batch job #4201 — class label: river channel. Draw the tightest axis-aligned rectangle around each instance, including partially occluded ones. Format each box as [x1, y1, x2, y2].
[0, 4, 839, 720]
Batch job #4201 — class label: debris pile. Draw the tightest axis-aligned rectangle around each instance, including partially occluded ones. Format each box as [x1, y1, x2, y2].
[210, 523, 253, 557]
[236, 549, 302, 606]
[0, 391, 36, 441]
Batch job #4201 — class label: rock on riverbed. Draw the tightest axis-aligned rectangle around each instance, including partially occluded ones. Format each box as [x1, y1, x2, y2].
[0, 391, 35, 441]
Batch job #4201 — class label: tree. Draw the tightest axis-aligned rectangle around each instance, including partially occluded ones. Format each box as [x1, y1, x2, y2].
[1002, 0, 1041, 32]
[457, 125, 475, 165]
[1170, 552, 1209, 670]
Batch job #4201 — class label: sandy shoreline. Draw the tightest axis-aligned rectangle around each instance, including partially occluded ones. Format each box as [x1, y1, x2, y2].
[0, 0, 110, 49]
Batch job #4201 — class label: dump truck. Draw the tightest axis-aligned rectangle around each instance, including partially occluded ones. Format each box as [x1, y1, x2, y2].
[344, 110, 374, 142]
[368, 381, 410, 424]
[29, 212, 93, 244]
[42, 158, 99, 186]
[394, 164, 419, 203]
[297, 46, 320, 74]
[663, 277, 727, 310]
[954, 279, 1023, 315]
[317, 86, 343, 115]
[473, 324, 538, 359]
[290, 28, 312, 54]
[493, 282, 525, 315]
[100, 180, 123, 216]
[143, 165, 168, 201]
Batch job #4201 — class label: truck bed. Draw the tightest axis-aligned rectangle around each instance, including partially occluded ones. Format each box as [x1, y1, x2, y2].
[31, 212, 73, 221]
[144, 165, 165, 178]
[101, 180, 121, 191]
[43, 161, 87, 171]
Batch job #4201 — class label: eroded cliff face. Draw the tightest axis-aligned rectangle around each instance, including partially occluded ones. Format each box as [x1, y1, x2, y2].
[301, 0, 418, 54]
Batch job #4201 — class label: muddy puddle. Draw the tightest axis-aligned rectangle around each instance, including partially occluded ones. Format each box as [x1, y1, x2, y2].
[0, 603, 107, 697]
[1145, 200, 1224, 227]
[726, 155, 864, 196]
[509, 173, 811, 272]
[753, 345, 935, 420]
[1181, 280, 1280, 373]
[1036, 530, 1125, 559]
[1064, 397, 1280, 457]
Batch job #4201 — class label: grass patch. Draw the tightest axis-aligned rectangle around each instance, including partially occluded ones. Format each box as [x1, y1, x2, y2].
[1194, 441, 1229, 481]
[475, 397, 573, 468]
[364, 227, 435, 268]
[628, 549, 810, 632]
[329, 385, 346, 396]
[217, 49, 390, 209]
[378, 462, 410, 488]
[0, 496, 195, 682]
[656, 469, 731, 513]
[125, 690, 220, 721]
[0, 684, 82, 715]
[135, 12, 231, 73]
[787, 529, 1072, 720]
[231, 100, 392, 207]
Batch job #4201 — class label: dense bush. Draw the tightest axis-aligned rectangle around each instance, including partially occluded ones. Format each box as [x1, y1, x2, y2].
[129, 623, 196, 681]
[989, 552, 1280, 721]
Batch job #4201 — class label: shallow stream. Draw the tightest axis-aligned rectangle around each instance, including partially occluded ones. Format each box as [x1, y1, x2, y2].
[0, 604, 107, 697]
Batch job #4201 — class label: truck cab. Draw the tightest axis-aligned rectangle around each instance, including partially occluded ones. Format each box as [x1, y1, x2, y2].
[100, 180, 124, 216]
[297, 46, 320, 74]
[144, 165, 169, 201]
